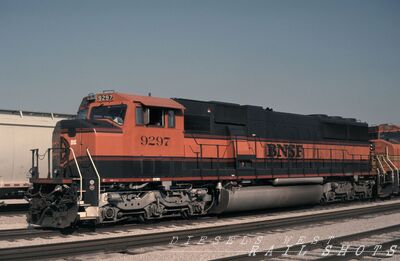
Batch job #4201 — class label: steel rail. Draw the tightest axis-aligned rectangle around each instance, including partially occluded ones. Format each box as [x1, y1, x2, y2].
[1, 202, 400, 260]
[0, 204, 28, 215]
[0, 228, 52, 239]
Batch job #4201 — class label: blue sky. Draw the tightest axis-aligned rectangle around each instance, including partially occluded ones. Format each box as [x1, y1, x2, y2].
[0, 0, 399, 124]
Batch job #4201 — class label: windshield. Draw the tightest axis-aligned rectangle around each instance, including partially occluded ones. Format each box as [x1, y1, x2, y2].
[90, 104, 127, 125]
[77, 109, 88, 119]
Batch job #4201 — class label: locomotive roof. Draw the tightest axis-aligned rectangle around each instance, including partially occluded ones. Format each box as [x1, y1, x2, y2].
[173, 97, 366, 126]
[92, 92, 366, 127]
[100, 92, 185, 110]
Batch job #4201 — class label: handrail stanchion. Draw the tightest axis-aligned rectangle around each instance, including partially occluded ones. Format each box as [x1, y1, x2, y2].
[69, 148, 83, 202]
[86, 148, 101, 203]
[47, 148, 51, 178]
[387, 155, 399, 190]
[376, 156, 386, 183]
[36, 149, 39, 176]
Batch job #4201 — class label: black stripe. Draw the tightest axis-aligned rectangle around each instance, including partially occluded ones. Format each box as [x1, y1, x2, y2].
[62, 157, 370, 180]
[185, 133, 369, 147]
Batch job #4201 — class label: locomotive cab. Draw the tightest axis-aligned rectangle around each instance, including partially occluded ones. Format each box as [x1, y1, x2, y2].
[52, 92, 185, 178]
[27, 92, 187, 228]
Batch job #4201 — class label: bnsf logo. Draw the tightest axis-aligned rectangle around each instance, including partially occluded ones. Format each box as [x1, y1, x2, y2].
[265, 144, 304, 158]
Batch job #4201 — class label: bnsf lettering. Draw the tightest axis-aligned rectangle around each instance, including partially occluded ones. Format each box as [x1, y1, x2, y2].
[140, 136, 170, 146]
[266, 144, 303, 158]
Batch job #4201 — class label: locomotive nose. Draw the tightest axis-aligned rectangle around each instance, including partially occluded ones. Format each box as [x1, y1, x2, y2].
[26, 184, 78, 228]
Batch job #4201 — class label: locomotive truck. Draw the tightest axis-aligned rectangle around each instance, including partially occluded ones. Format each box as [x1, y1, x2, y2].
[26, 91, 399, 228]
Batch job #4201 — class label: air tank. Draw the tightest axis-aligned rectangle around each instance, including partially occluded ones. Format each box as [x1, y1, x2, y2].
[272, 177, 323, 186]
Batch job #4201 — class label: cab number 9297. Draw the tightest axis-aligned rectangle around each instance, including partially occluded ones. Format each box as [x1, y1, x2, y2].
[140, 136, 170, 146]
[97, 94, 113, 102]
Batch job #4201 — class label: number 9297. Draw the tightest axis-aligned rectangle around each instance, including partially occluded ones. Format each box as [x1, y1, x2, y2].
[140, 136, 170, 146]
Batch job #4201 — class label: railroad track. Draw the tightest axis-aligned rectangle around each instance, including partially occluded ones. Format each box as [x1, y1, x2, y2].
[0, 228, 51, 240]
[1, 201, 400, 260]
[0, 200, 396, 242]
[215, 224, 400, 260]
[0, 204, 28, 216]
[0, 200, 380, 241]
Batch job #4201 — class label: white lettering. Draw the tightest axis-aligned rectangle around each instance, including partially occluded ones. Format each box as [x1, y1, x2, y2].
[212, 236, 221, 245]
[298, 244, 308, 256]
[241, 236, 249, 245]
[249, 245, 259, 256]
[169, 236, 178, 245]
[355, 245, 365, 256]
[283, 245, 292, 256]
[322, 245, 332, 256]
[337, 245, 350, 256]
[226, 236, 236, 245]
[296, 236, 306, 245]
[373, 245, 382, 256]
[387, 245, 397, 256]
[197, 236, 207, 245]
[184, 235, 193, 245]
[264, 245, 275, 256]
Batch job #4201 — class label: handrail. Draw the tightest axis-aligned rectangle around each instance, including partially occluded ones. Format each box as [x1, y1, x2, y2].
[86, 148, 101, 203]
[300, 147, 369, 160]
[69, 148, 83, 201]
[376, 156, 386, 183]
[185, 135, 371, 175]
[386, 154, 399, 189]
[188, 131, 371, 160]
[382, 155, 394, 184]
[188, 140, 233, 158]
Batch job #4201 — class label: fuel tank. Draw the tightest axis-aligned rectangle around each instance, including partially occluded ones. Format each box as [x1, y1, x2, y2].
[210, 185, 323, 214]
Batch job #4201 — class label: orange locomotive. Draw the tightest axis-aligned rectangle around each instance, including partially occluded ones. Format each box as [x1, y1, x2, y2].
[369, 124, 400, 196]
[27, 91, 377, 228]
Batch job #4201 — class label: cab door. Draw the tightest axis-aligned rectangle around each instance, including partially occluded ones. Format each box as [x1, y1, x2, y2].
[228, 126, 257, 176]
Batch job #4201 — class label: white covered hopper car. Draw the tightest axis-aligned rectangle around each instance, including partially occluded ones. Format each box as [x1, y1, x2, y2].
[0, 109, 73, 205]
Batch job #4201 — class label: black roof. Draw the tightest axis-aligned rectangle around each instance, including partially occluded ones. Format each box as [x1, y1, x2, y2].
[174, 98, 368, 143]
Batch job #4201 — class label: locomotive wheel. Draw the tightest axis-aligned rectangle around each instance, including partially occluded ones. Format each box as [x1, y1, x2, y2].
[137, 214, 146, 223]
[181, 210, 190, 219]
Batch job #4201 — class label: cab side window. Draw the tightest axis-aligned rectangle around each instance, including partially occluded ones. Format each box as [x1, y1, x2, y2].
[136, 106, 165, 127]
[147, 107, 164, 127]
[168, 110, 175, 128]
[136, 106, 144, 125]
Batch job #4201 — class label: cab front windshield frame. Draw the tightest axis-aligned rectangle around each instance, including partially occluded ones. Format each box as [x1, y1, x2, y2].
[89, 104, 127, 125]
[77, 109, 88, 119]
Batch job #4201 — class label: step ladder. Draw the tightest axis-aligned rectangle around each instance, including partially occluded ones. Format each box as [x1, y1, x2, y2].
[69, 147, 101, 205]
